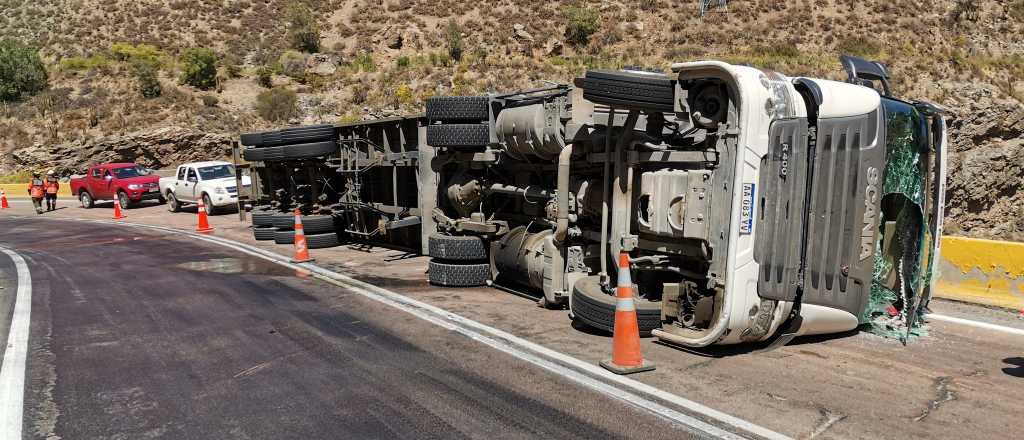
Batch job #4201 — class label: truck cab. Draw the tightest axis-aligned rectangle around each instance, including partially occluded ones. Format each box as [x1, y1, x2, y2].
[159, 161, 250, 214]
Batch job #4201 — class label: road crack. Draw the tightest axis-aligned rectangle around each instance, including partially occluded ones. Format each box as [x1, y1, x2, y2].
[914, 376, 956, 422]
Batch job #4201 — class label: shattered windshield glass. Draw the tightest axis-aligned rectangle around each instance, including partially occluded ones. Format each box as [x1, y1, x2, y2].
[863, 99, 932, 339]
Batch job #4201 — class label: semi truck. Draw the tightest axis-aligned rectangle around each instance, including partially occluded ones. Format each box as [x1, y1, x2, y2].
[237, 55, 947, 348]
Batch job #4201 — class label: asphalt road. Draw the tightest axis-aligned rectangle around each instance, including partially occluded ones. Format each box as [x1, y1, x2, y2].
[0, 218, 701, 440]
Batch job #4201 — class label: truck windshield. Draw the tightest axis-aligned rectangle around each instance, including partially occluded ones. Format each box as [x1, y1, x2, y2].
[197, 165, 235, 180]
[111, 166, 151, 179]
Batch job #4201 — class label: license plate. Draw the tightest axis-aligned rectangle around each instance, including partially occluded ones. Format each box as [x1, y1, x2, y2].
[148, 188, 159, 193]
[740, 183, 755, 235]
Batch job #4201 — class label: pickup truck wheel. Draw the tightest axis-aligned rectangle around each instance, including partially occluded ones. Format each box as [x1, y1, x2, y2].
[428, 233, 488, 260]
[240, 124, 335, 147]
[79, 191, 94, 209]
[117, 191, 130, 210]
[426, 124, 490, 147]
[426, 96, 489, 122]
[427, 260, 490, 287]
[166, 192, 180, 212]
[580, 70, 675, 112]
[569, 275, 662, 336]
[202, 194, 217, 215]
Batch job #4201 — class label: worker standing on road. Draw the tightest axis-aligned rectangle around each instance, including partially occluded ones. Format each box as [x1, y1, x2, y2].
[27, 171, 45, 214]
[44, 169, 59, 211]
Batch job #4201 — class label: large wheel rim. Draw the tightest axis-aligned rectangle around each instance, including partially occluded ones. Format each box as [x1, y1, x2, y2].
[167, 193, 178, 212]
[203, 195, 213, 215]
[80, 192, 90, 207]
[118, 192, 129, 209]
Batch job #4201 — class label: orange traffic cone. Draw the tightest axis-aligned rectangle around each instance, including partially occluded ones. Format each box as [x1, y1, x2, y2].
[600, 252, 655, 374]
[112, 195, 126, 219]
[0, 189, 8, 209]
[195, 199, 214, 233]
[291, 208, 313, 263]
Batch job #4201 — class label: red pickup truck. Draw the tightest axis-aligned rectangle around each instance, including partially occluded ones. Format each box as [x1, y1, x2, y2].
[70, 163, 164, 209]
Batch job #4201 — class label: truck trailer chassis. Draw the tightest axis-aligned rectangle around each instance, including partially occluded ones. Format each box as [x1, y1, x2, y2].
[237, 55, 947, 348]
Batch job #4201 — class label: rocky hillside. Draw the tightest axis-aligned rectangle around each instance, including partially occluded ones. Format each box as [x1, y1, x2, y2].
[1, 0, 1022, 239]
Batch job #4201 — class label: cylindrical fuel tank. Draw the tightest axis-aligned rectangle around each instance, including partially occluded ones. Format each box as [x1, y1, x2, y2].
[492, 226, 551, 290]
[494, 103, 565, 161]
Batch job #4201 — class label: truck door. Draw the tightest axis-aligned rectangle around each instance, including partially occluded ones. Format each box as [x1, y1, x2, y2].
[183, 167, 199, 201]
[88, 167, 103, 196]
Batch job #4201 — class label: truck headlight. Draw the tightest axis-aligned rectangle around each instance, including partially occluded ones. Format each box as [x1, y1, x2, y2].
[127, 184, 141, 190]
[760, 72, 797, 119]
[214, 187, 226, 194]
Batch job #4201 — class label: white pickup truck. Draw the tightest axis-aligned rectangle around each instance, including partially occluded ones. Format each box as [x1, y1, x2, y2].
[159, 161, 250, 214]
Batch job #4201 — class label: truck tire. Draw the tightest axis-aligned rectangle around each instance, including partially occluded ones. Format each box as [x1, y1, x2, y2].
[426, 124, 490, 147]
[79, 191, 94, 209]
[240, 124, 335, 147]
[570, 276, 662, 336]
[305, 231, 342, 249]
[117, 191, 131, 209]
[251, 208, 275, 227]
[166, 192, 180, 212]
[202, 193, 218, 215]
[241, 147, 266, 162]
[428, 260, 490, 287]
[253, 226, 276, 241]
[580, 70, 675, 112]
[300, 215, 338, 234]
[272, 213, 295, 230]
[428, 233, 488, 261]
[273, 228, 294, 244]
[241, 141, 337, 162]
[426, 96, 490, 122]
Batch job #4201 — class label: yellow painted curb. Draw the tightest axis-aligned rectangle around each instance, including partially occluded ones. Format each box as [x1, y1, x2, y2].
[0, 183, 73, 198]
[935, 236, 1024, 311]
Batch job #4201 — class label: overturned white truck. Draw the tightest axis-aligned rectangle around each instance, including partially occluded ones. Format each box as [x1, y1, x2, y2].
[238, 55, 947, 348]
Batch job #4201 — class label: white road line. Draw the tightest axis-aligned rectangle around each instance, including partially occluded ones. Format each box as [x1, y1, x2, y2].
[31, 216, 793, 440]
[0, 247, 31, 438]
[926, 313, 1024, 337]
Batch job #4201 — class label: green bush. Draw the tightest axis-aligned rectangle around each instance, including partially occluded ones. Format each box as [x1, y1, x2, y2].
[255, 87, 298, 121]
[179, 48, 218, 90]
[396, 56, 410, 68]
[279, 50, 307, 78]
[200, 94, 219, 107]
[58, 55, 112, 72]
[563, 5, 600, 46]
[0, 38, 48, 101]
[836, 36, 882, 58]
[445, 20, 463, 61]
[287, 1, 321, 53]
[131, 59, 162, 98]
[110, 42, 164, 67]
[1010, 0, 1024, 21]
[751, 41, 801, 58]
[352, 52, 375, 72]
[256, 66, 274, 88]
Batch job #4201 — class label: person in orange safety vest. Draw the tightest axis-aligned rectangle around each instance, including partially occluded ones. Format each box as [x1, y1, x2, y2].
[44, 169, 59, 211]
[28, 171, 45, 214]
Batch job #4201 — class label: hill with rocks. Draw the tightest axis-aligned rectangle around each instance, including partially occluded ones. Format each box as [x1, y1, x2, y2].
[1, 0, 1022, 239]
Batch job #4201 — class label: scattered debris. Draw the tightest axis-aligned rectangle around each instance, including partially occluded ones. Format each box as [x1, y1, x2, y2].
[766, 392, 787, 401]
[913, 376, 956, 422]
[808, 407, 847, 438]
